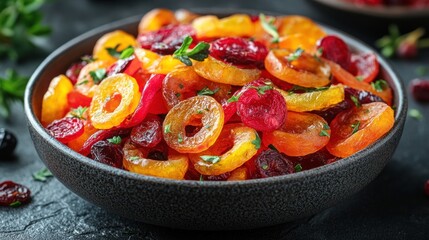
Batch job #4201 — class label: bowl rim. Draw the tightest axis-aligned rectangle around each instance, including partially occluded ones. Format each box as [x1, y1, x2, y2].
[24, 9, 407, 188]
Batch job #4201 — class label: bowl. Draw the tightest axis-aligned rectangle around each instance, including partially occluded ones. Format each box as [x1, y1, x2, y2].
[24, 9, 407, 230]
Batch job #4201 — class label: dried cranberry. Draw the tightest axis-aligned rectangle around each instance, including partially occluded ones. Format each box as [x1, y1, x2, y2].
[396, 41, 417, 59]
[79, 128, 131, 157]
[288, 148, 338, 170]
[410, 78, 429, 102]
[236, 86, 287, 131]
[0, 128, 17, 156]
[0, 181, 31, 207]
[130, 115, 163, 148]
[210, 37, 268, 69]
[345, 87, 384, 104]
[137, 24, 196, 55]
[90, 140, 123, 168]
[66, 60, 87, 85]
[425, 179, 429, 197]
[348, 52, 379, 83]
[318, 35, 351, 70]
[46, 117, 84, 144]
[255, 149, 294, 178]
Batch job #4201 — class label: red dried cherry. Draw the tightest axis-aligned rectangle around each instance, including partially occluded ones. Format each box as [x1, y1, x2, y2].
[410, 78, 429, 102]
[288, 148, 338, 170]
[0, 181, 31, 207]
[0, 128, 17, 156]
[46, 117, 84, 144]
[318, 35, 351, 70]
[90, 140, 123, 169]
[130, 115, 163, 148]
[348, 52, 379, 83]
[236, 83, 287, 131]
[255, 149, 294, 178]
[137, 24, 196, 55]
[66, 60, 87, 85]
[210, 37, 268, 69]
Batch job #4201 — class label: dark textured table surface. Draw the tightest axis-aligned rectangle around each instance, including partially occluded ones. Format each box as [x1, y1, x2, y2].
[1, 0, 429, 239]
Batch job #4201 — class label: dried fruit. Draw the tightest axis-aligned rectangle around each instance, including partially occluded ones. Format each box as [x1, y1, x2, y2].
[0, 128, 17, 156]
[410, 78, 429, 102]
[93, 30, 136, 63]
[254, 149, 294, 178]
[46, 117, 84, 144]
[349, 52, 379, 83]
[130, 114, 163, 148]
[318, 35, 351, 70]
[138, 8, 178, 34]
[0, 181, 31, 207]
[91, 140, 123, 169]
[41, 75, 74, 126]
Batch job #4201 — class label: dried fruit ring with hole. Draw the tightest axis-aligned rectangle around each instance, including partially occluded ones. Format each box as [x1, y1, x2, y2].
[123, 139, 188, 180]
[326, 102, 394, 158]
[193, 56, 261, 86]
[262, 111, 331, 157]
[163, 95, 224, 153]
[265, 49, 331, 88]
[162, 67, 231, 109]
[89, 73, 141, 129]
[189, 124, 259, 176]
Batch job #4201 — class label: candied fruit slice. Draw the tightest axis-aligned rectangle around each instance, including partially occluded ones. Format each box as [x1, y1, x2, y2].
[93, 30, 136, 63]
[163, 96, 224, 153]
[265, 49, 331, 88]
[138, 8, 178, 34]
[210, 37, 268, 69]
[192, 14, 254, 39]
[326, 102, 394, 158]
[123, 139, 188, 180]
[263, 112, 330, 156]
[189, 124, 259, 176]
[75, 60, 112, 97]
[46, 117, 84, 144]
[193, 56, 261, 86]
[89, 74, 141, 129]
[41, 75, 74, 126]
[277, 15, 326, 43]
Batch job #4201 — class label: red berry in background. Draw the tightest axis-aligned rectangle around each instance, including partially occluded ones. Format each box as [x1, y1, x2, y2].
[210, 37, 268, 69]
[317, 35, 351, 70]
[410, 78, 429, 102]
[348, 52, 379, 83]
[396, 41, 417, 59]
[137, 24, 196, 55]
[425, 180, 429, 197]
[130, 115, 163, 148]
[66, 61, 87, 85]
[0, 128, 17, 156]
[236, 86, 287, 132]
[46, 117, 84, 144]
[0, 181, 31, 207]
[90, 140, 123, 169]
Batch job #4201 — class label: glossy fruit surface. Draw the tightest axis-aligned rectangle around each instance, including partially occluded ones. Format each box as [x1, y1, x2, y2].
[46, 117, 84, 143]
[318, 35, 351, 70]
[254, 149, 294, 178]
[41, 75, 73, 126]
[0, 181, 31, 207]
[91, 140, 123, 169]
[0, 128, 17, 156]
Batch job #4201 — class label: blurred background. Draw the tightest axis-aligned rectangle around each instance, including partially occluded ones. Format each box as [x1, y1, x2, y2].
[1, 0, 429, 239]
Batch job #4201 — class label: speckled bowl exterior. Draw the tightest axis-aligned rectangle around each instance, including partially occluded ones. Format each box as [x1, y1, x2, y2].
[24, 10, 407, 230]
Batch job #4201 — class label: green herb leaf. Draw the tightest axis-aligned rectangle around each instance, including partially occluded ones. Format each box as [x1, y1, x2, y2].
[227, 95, 240, 103]
[89, 68, 107, 84]
[77, 80, 89, 86]
[259, 13, 279, 43]
[199, 175, 204, 181]
[313, 48, 323, 62]
[409, 108, 423, 120]
[70, 107, 88, 120]
[33, 167, 53, 182]
[294, 164, 303, 172]
[200, 155, 221, 164]
[164, 124, 171, 134]
[268, 144, 278, 151]
[319, 129, 330, 137]
[371, 79, 388, 92]
[287, 48, 304, 62]
[416, 66, 429, 76]
[350, 95, 361, 108]
[261, 164, 269, 170]
[82, 55, 96, 63]
[250, 84, 273, 95]
[107, 136, 122, 144]
[287, 85, 329, 94]
[106, 44, 121, 58]
[119, 46, 134, 59]
[251, 133, 261, 150]
[197, 87, 219, 96]
[351, 121, 361, 134]
[173, 36, 210, 66]
[129, 156, 140, 162]
[9, 201, 22, 207]
[0, 69, 29, 118]
[177, 133, 183, 143]
[356, 76, 364, 81]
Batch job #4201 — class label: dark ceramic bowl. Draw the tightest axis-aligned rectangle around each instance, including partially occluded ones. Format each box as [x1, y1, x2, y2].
[24, 9, 407, 230]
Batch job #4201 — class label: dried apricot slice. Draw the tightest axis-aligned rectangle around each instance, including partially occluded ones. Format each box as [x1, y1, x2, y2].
[262, 112, 330, 156]
[193, 56, 261, 86]
[265, 49, 331, 88]
[277, 15, 325, 50]
[41, 75, 74, 126]
[162, 67, 231, 109]
[227, 166, 248, 181]
[138, 8, 178, 34]
[275, 85, 345, 112]
[192, 14, 254, 39]
[93, 30, 136, 63]
[326, 102, 394, 158]
[123, 139, 188, 180]
[189, 124, 259, 176]
[75, 60, 112, 97]
[89, 74, 141, 129]
[163, 95, 224, 153]
[68, 121, 97, 152]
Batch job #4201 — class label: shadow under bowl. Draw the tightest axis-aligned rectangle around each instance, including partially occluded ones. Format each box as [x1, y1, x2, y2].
[24, 9, 407, 230]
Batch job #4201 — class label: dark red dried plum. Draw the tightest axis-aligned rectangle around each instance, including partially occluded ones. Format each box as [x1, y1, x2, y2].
[0, 181, 31, 207]
[0, 128, 17, 156]
[46, 117, 84, 144]
[410, 78, 429, 102]
[255, 149, 294, 178]
[137, 24, 196, 55]
[130, 115, 163, 148]
[90, 140, 123, 169]
[288, 148, 338, 170]
[210, 37, 268, 69]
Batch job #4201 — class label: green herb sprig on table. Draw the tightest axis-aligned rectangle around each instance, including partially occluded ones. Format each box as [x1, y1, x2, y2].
[0, 0, 52, 60]
[0, 69, 29, 118]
